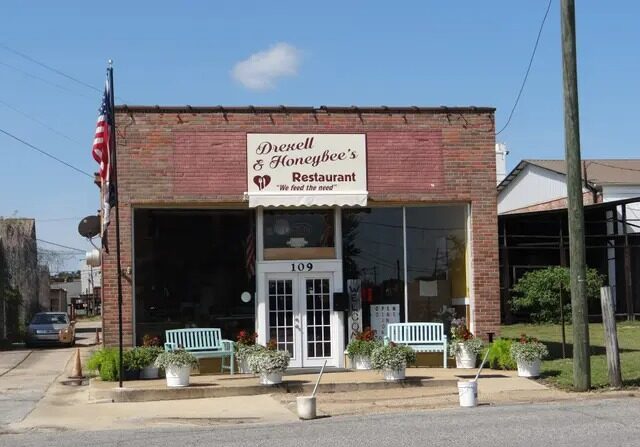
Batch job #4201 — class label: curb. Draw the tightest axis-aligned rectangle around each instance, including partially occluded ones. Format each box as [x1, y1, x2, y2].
[92, 377, 459, 403]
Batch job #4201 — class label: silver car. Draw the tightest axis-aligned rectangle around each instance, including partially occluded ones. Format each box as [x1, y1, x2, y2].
[25, 312, 76, 347]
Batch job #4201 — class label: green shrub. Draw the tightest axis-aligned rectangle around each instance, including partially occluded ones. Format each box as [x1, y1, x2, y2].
[345, 339, 382, 357]
[511, 266, 603, 323]
[125, 346, 163, 370]
[246, 348, 290, 374]
[510, 335, 549, 363]
[236, 343, 266, 362]
[87, 348, 120, 381]
[154, 349, 199, 369]
[370, 344, 416, 370]
[484, 339, 516, 370]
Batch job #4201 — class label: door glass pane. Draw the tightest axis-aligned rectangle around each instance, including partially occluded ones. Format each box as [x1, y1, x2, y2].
[305, 278, 331, 358]
[268, 279, 295, 358]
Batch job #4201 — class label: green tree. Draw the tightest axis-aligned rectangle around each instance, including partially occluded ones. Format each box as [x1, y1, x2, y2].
[511, 266, 604, 323]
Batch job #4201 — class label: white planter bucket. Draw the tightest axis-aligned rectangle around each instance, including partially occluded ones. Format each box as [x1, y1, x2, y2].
[296, 396, 317, 420]
[165, 365, 191, 387]
[517, 358, 541, 378]
[455, 344, 477, 369]
[140, 365, 159, 379]
[353, 355, 372, 370]
[383, 367, 406, 381]
[457, 380, 478, 407]
[237, 358, 250, 374]
[259, 371, 283, 385]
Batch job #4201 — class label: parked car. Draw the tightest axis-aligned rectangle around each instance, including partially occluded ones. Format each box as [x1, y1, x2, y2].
[25, 312, 75, 347]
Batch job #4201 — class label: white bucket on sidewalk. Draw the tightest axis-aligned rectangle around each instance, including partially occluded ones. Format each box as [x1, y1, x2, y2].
[457, 380, 478, 407]
[296, 396, 317, 420]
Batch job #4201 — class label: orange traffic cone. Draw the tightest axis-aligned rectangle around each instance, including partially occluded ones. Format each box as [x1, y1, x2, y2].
[69, 348, 84, 379]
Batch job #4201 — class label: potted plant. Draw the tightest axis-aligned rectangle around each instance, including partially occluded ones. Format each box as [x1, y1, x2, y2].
[235, 330, 260, 374]
[137, 346, 164, 379]
[345, 327, 380, 370]
[139, 334, 163, 379]
[449, 318, 483, 369]
[123, 348, 144, 380]
[247, 344, 290, 385]
[370, 343, 416, 381]
[154, 349, 198, 387]
[510, 334, 549, 377]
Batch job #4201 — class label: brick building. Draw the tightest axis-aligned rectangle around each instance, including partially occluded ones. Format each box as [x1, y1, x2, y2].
[100, 105, 499, 368]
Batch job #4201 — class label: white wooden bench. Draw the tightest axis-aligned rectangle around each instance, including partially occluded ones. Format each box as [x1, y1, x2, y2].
[386, 322, 448, 368]
[164, 328, 235, 374]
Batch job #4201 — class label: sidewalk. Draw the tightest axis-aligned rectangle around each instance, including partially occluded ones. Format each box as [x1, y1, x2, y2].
[14, 355, 630, 433]
[90, 368, 463, 403]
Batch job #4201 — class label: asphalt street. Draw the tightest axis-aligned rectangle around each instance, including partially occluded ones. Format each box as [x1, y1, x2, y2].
[2, 397, 639, 446]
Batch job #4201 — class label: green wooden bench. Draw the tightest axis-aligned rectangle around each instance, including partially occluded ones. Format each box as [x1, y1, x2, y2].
[386, 322, 448, 368]
[164, 328, 235, 375]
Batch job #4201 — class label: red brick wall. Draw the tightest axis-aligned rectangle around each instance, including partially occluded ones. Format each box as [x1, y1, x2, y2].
[101, 109, 499, 345]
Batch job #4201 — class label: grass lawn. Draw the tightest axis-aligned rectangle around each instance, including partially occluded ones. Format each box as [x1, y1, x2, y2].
[501, 322, 640, 390]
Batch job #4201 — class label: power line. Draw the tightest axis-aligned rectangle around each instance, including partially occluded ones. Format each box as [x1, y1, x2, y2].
[36, 217, 85, 222]
[0, 126, 93, 178]
[0, 98, 84, 145]
[37, 238, 86, 253]
[590, 160, 640, 173]
[0, 60, 91, 99]
[496, 0, 553, 135]
[0, 43, 102, 94]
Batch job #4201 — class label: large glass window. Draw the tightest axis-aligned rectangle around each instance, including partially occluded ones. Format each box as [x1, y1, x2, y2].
[342, 208, 405, 329]
[134, 209, 255, 345]
[406, 206, 467, 322]
[263, 209, 335, 260]
[342, 205, 468, 327]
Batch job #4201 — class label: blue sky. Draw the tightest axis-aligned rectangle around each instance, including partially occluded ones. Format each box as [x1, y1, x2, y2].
[1, 1, 638, 271]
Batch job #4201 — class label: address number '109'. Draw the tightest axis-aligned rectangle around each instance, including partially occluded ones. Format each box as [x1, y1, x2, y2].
[291, 262, 313, 272]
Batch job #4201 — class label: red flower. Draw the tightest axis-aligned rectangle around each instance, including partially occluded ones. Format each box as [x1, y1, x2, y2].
[355, 327, 376, 341]
[236, 330, 258, 345]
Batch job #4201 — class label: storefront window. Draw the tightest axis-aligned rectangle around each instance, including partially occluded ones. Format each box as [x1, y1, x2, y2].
[406, 206, 467, 322]
[342, 208, 405, 332]
[133, 209, 255, 345]
[263, 209, 335, 260]
[342, 205, 468, 328]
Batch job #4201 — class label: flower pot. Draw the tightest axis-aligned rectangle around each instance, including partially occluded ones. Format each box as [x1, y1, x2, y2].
[517, 358, 541, 378]
[352, 355, 372, 370]
[237, 358, 250, 374]
[259, 371, 283, 385]
[140, 365, 159, 379]
[123, 368, 140, 381]
[165, 365, 191, 387]
[383, 367, 406, 381]
[455, 344, 477, 369]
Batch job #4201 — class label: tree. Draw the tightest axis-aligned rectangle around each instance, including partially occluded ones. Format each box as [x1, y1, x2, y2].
[511, 266, 604, 323]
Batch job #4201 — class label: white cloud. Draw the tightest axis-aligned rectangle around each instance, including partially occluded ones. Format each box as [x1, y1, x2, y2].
[231, 43, 301, 90]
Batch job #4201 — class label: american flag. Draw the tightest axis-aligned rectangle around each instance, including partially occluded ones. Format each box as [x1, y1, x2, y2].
[92, 76, 114, 241]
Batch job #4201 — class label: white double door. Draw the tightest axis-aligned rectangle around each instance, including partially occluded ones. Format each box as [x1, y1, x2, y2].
[266, 273, 335, 368]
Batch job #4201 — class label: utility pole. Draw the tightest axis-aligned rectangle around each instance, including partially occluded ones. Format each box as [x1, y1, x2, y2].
[561, 0, 590, 391]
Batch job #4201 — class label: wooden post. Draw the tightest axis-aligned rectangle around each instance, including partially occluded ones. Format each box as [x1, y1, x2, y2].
[600, 286, 622, 388]
[561, 0, 591, 391]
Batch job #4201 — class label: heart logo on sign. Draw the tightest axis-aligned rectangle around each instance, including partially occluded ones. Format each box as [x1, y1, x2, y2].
[253, 175, 271, 191]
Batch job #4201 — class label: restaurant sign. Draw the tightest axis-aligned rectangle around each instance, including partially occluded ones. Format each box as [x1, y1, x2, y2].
[247, 133, 367, 207]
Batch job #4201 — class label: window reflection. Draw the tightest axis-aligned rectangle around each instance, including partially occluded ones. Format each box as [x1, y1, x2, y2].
[342, 205, 467, 325]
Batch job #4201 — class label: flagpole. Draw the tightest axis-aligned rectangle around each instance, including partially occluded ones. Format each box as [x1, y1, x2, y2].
[108, 60, 124, 388]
